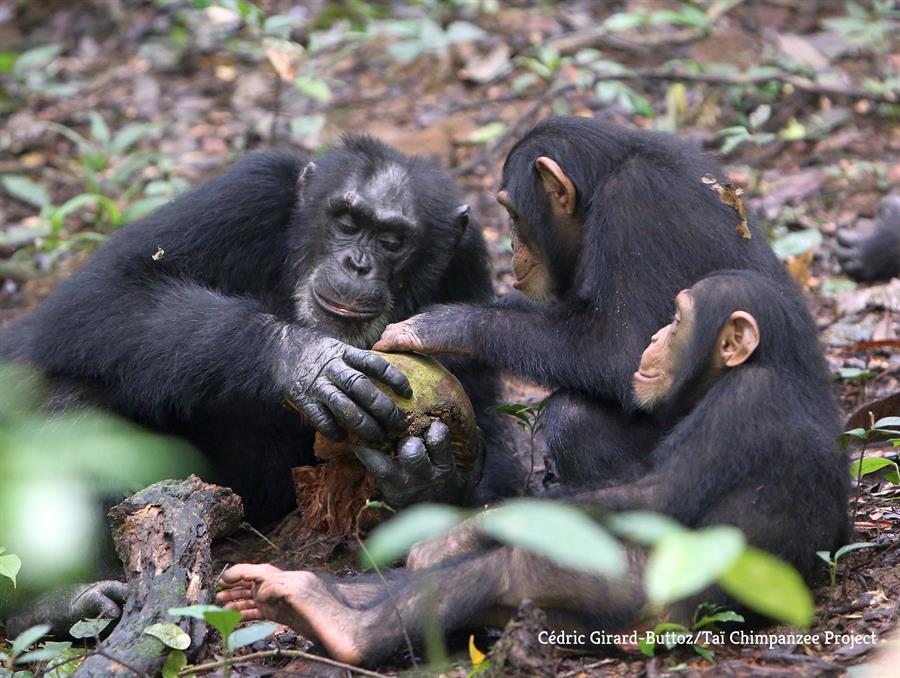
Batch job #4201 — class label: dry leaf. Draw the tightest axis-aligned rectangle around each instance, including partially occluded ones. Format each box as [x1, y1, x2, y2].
[264, 38, 304, 83]
[152, 246, 165, 261]
[702, 174, 751, 239]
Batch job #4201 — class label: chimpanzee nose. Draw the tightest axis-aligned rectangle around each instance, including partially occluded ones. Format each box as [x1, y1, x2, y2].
[342, 251, 373, 277]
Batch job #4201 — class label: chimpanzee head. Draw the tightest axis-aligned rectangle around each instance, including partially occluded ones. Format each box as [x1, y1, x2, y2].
[632, 270, 827, 413]
[290, 136, 470, 347]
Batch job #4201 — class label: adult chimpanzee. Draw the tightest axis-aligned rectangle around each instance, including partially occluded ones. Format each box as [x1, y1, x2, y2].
[217, 270, 850, 666]
[375, 115, 799, 488]
[836, 194, 900, 282]
[0, 136, 520, 523]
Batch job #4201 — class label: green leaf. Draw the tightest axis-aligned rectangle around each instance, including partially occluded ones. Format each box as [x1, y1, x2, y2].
[606, 511, 683, 545]
[694, 644, 715, 661]
[445, 21, 487, 44]
[88, 112, 111, 145]
[144, 622, 191, 650]
[162, 650, 187, 678]
[293, 76, 332, 103]
[1, 176, 51, 209]
[603, 12, 645, 32]
[14, 641, 70, 664]
[645, 526, 745, 605]
[874, 417, 900, 429]
[110, 123, 152, 155]
[227, 621, 278, 650]
[69, 617, 111, 639]
[169, 604, 223, 620]
[0, 552, 22, 587]
[363, 504, 464, 568]
[122, 196, 170, 224]
[638, 636, 655, 656]
[469, 122, 506, 145]
[770, 229, 823, 259]
[477, 499, 625, 576]
[834, 542, 877, 561]
[779, 117, 806, 141]
[849, 456, 900, 484]
[816, 550, 833, 564]
[11, 625, 51, 658]
[12, 44, 62, 75]
[693, 610, 744, 629]
[203, 608, 242, 639]
[719, 547, 814, 627]
[289, 114, 326, 142]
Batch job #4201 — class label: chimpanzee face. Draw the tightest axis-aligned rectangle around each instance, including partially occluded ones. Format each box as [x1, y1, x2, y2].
[633, 290, 696, 411]
[296, 165, 422, 347]
[497, 190, 556, 304]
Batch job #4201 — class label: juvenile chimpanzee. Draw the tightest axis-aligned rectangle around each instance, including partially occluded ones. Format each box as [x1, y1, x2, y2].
[836, 194, 900, 281]
[0, 136, 523, 522]
[376, 116, 800, 488]
[217, 270, 850, 667]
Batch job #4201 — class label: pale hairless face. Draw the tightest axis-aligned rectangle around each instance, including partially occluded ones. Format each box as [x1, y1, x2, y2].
[633, 290, 695, 411]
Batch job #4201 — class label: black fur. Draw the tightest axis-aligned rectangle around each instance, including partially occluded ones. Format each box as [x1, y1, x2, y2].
[836, 194, 900, 281]
[0, 137, 518, 523]
[407, 116, 802, 490]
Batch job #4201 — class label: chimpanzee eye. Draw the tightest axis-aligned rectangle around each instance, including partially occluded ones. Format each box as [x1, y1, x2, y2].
[379, 233, 404, 252]
[336, 216, 359, 235]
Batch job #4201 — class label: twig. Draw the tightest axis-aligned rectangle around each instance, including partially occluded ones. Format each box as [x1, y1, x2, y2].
[545, 0, 748, 55]
[178, 648, 390, 678]
[240, 521, 279, 551]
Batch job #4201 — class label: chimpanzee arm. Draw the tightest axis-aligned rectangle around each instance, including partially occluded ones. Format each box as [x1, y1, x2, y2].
[22, 149, 409, 438]
[375, 303, 640, 406]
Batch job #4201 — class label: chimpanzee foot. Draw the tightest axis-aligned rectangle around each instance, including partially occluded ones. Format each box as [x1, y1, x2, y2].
[217, 564, 371, 665]
[5, 580, 127, 638]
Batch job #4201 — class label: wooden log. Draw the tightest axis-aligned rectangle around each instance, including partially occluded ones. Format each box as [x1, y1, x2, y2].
[75, 475, 243, 677]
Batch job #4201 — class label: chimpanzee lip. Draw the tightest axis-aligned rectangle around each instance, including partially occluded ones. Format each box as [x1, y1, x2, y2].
[312, 289, 380, 320]
[634, 369, 660, 382]
[512, 265, 535, 289]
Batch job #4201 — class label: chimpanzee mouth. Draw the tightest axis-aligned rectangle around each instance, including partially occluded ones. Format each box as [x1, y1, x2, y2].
[312, 289, 380, 320]
[512, 264, 536, 289]
[634, 369, 660, 383]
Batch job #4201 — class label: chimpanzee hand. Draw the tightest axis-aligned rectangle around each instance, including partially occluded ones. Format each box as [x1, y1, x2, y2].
[372, 306, 473, 356]
[352, 421, 484, 508]
[283, 335, 412, 442]
[4, 580, 127, 638]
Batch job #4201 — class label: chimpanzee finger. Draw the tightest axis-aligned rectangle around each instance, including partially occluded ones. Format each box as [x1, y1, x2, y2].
[325, 363, 405, 431]
[301, 402, 345, 442]
[320, 383, 385, 441]
[372, 324, 426, 354]
[95, 580, 128, 605]
[835, 230, 863, 247]
[352, 445, 401, 485]
[216, 588, 253, 604]
[344, 347, 412, 398]
[397, 436, 432, 479]
[424, 421, 453, 467]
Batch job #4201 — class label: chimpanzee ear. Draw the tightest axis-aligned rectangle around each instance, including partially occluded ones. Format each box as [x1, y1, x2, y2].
[297, 162, 317, 192]
[454, 204, 470, 233]
[719, 311, 760, 368]
[534, 156, 576, 215]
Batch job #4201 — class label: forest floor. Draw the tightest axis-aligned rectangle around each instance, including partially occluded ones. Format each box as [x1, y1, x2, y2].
[0, 1, 898, 676]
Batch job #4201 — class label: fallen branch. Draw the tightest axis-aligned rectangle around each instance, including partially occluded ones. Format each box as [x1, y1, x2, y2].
[546, 0, 748, 55]
[178, 648, 390, 678]
[74, 476, 244, 677]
